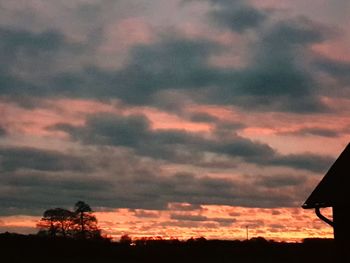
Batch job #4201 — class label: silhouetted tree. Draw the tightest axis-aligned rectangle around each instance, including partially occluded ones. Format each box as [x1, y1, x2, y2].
[37, 208, 74, 238]
[37, 201, 102, 240]
[120, 234, 132, 245]
[74, 201, 99, 239]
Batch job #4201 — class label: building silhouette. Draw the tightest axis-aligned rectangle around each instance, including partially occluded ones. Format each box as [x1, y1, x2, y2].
[303, 142, 350, 260]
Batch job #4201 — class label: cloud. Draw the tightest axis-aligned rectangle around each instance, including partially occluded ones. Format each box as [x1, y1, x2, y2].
[108, 16, 330, 113]
[0, 126, 6, 136]
[132, 210, 160, 218]
[52, 113, 208, 163]
[189, 112, 219, 123]
[0, 153, 307, 216]
[0, 28, 65, 63]
[183, 0, 333, 113]
[314, 57, 350, 87]
[0, 0, 344, 224]
[54, 113, 150, 148]
[208, 0, 268, 32]
[0, 147, 140, 215]
[134, 171, 286, 209]
[170, 213, 236, 226]
[284, 127, 341, 138]
[0, 170, 112, 215]
[167, 202, 203, 211]
[0, 123, 327, 216]
[0, 26, 82, 104]
[0, 146, 91, 172]
[52, 112, 333, 172]
[257, 174, 307, 188]
[269, 153, 333, 173]
[50, 36, 223, 106]
[210, 217, 236, 226]
[208, 18, 330, 113]
[0, 9, 333, 114]
[170, 213, 208, 221]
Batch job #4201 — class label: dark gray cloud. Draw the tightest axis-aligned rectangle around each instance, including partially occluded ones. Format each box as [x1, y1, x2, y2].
[208, 18, 329, 113]
[77, 18, 329, 113]
[111, 171, 299, 210]
[0, 170, 112, 215]
[53, 113, 208, 163]
[170, 214, 208, 221]
[0, 144, 318, 216]
[269, 153, 333, 173]
[186, 0, 333, 113]
[0, 26, 82, 105]
[284, 127, 340, 138]
[50, 37, 224, 106]
[0, 126, 6, 136]
[209, 1, 268, 32]
[115, 15, 330, 113]
[189, 112, 219, 123]
[314, 57, 350, 87]
[131, 210, 160, 218]
[257, 174, 307, 188]
[211, 217, 236, 226]
[0, 28, 64, 64]
[210, 138, 275, 160]
[54, 114, 150, 148]
[170, 213, 236, 226]
[52, 112, 333, 172]
[0, 146, 91, 172]
[0, 10, 333, 114]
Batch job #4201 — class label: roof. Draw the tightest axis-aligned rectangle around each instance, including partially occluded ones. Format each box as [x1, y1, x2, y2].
[302, 143, 350, 209]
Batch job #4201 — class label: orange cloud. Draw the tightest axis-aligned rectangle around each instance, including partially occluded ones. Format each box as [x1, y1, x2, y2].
[95, 205, 333, 241]
[312, 41, 350, 62]
[0, 205, 333, 242]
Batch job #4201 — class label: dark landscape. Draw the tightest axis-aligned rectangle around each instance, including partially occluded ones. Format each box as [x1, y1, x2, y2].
[0, 232, 335, 263]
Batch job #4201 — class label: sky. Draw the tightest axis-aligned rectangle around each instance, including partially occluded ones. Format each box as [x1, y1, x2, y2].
[0, 0, 349, 241]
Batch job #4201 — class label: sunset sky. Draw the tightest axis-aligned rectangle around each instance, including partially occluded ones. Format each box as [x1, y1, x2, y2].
[1, 0, 349, 241]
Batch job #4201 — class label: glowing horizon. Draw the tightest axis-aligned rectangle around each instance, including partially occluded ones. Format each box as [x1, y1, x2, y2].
[0, 204, 334, 242]
[0, 0, 349, 243]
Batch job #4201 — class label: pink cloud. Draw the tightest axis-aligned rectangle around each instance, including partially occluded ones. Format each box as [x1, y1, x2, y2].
[3, 97, 350, 158]
[312, 41, 350, 62]
[1, 99, 119, 137]
[100, 18, 155, 54]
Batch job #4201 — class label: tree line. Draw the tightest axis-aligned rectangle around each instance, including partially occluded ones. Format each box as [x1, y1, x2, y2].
[37, 201, 102, 240]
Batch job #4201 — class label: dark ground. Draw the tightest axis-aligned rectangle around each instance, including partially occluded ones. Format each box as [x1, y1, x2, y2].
[0, 233, 336, 263]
